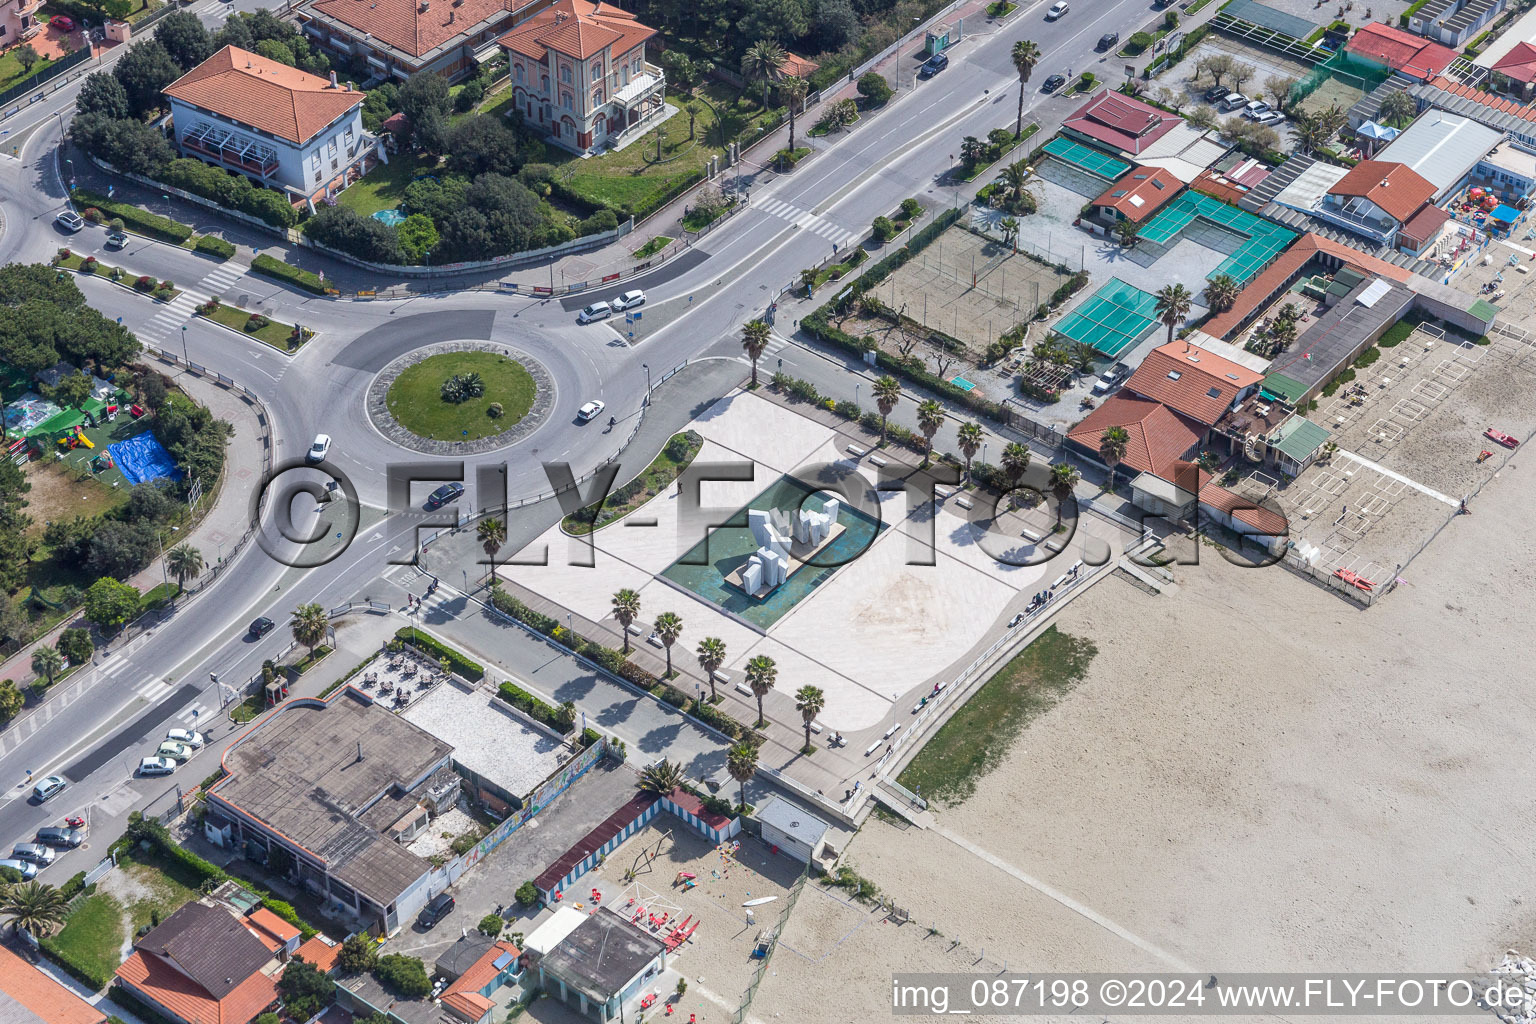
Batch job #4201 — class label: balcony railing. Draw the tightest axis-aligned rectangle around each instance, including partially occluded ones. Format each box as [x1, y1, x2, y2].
[612, 64, 664, 106]
[181, 138, 279, 178]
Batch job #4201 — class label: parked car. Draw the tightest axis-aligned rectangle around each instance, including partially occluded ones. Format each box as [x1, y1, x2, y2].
[577, 399, 607, 423]
[1242, 99, 1271, 119]
[166, 728, 204, 749]
[1041, 73, 1066, 93]
[418, 891, 455, 928]
[1254, 110, 1286, 126]
[49, 15, 74, 31]
[156, 740, 194, 762]
[612, 289, 646, 311]
[55, 211, 84, 232]
[1091, 362, 1131, 394]
[1219, 93, 1248, 112]
[918, 53, 949, 77]
[425, 482, 465, 509]
[1046, 1, 1068, 18]
[577, 301, 612, 323]
[105, 230, 129, 249]
[306, 433, 331, 463]
[32, 776, 66, 803]
[0, 859, 38, 881]
[1203, 84, 1230, 103]
[36, 827, 84, 848]
[13, 843, 55, 867]
[1097, 32, 1119, 51]
[249, 616, 275, 638]
[138, 757, 177, 777]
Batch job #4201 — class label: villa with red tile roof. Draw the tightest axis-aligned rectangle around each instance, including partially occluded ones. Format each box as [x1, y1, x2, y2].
[114, 901, 286, 1024]
[1347, 23, 1457, 80]
[164, 46, 380, 209]
[1086, 166, 1182, 235]
[1122, 339, 1265, 432]
[1313, 159, 1442, 252]
[1492, 41, 1536, 98]
[498, 0, 662, 154]
[297, 0, 552, 82]
[1062, 90, 1179, 157]
[0, 0, 43, 45]
[0, 945, 107, 1024]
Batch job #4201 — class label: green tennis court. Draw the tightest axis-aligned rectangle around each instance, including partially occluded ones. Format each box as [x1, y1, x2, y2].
[1042, 137, 1131, 181]
[1053, 277, 1162, 358]
[1138, 191, 1298, 284]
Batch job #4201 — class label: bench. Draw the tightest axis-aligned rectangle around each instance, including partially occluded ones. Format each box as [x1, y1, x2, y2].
[955, 495, 974, 510]
[865, 740, 883, 757]
[627, 624, 643, 636]
[808, 720, 823, 733]
[712, 671, 730, 685]
[869, 455, 888, 467]
[735, 682, 754, 697]
[882, 723, 899, 739]
[935, 486, 954, 500]
[845, 444, 866, 457]
[1021, 528, 1042, 543]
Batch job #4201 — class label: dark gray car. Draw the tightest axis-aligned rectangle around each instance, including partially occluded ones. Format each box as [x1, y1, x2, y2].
[36, 827, 83, 848]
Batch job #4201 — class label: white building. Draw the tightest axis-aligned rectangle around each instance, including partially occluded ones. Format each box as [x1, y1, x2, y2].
[164, 46, 383, 210]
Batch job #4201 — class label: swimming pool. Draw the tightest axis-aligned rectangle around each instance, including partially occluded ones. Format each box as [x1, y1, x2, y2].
[661, 474, 887, 629]
[372, 209, 407, 226]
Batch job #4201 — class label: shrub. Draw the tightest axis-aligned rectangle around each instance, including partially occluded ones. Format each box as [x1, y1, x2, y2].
[496, 680, 572, 733]
[374, 955, 431, 999]
[856, 71, 892, 106]
[487, 402, 504, 418]
[71, 189, 193, 244]
[516, 881, 539, 906]
[83, 207, 104, 223]
[871, 215, 898, 241]
[396, 628, 483, 680]
[57, 248, 71, 260]
[134, 275, 154, 290]
[338, 933, 377, 974]
[251, 254, 328, 295]
[81, 257, 97, 274]
[478, 913, 503, 936]
[194, 235, 236, 259]
[899, 197, 922, 220]
[244, 312, 269, 331]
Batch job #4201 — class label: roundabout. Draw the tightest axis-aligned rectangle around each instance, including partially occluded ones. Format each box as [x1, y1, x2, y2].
[366, 340, 556, 455]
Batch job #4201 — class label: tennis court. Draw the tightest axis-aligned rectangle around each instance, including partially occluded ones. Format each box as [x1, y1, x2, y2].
[1042, 137, 1131, 182]
[1138, 191, 1298, 284]
[1052, 277, 1162, 358]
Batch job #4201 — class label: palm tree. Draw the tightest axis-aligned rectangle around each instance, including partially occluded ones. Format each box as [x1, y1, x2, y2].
[1010, 39, 1041, 138]
[695, 637, 726, 702]
[995, 162, 1036, 215]
[639, 758, 685, 795]
[916, 399, 945, 467]
[1154, 284, 1193, 346]
[612, 589, 641, 654]
[1049, 462, 1081, 525]
[872, 376, 901, 444]
[1290, 112, 1331, 154]
[782, 75, 809, 153]
[1316, 103, 1348, 139]
[726, 741, 758, 812]
[1203, 273, 1240, 314]
[1068, 342, 1097, 376]
[1114, 218, 1141, 250]
[959, 134, 986, 169]
[1377, 89, 1415, 129]
[744, 654, 777, 728]
[1001, 441, 1032, 493]
[956, 422, 983, 483]
[741, 39, 787, 109]
[165, 544, 202, 604]
[794, 685, 825, 753]
[741, 319, 771, 386]
[653, 611, 683, 678]
[1099, 426, 1130, 490]
[31, 646, 62, 687]
[291, 603, 327, 656]
[477, 517, 507, 583]
[999, 216, 1019, 251]
[0, 880, 69, 937]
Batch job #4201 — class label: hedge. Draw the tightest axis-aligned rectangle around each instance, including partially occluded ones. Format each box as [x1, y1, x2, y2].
[194, 235, 236, 260]
[395, 628, 484, 681]
[496, 680, 572, 733]
[71, 188, 193, 244]
[251, 255, 328, 295]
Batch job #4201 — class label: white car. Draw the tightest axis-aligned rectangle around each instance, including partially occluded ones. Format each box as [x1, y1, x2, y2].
[1046, 1, 1068, 17]
[55, 210, 84, 232]
[0, 858, 38, 881]
[1254, 109, 1286, 126]
[577, 301, 613, 324]
[138, 756, 177, 777]
[1241, 100, 1270, 119]
[612, 289, 646, 312]
[306, 433, 331, 463]
[32, 776, 67, 803]
[166, 728, 205, 749]
[577, 399, 607, 423]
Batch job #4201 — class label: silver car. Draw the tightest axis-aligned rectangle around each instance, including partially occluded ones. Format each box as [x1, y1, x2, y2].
[138, 756, 177, 777]
[13, 843, 55, 867]
[577, 301, 612, 324]
[0, 858, 38, 880]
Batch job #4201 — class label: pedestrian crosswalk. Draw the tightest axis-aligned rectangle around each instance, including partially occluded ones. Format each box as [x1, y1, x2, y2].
[755, 197, 859, 247]
[135, 677, 172, 704]
[136, 261, 248, 346]
[200, 261, 247, 297]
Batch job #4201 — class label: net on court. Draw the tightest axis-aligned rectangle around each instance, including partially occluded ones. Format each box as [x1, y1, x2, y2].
[1053, 277, 1161, 358]
[1138, 191, 1298, 283]
[1042, 137, 1131, 182]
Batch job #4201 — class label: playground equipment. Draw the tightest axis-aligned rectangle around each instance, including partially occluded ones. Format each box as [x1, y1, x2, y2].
[1333, 568, 1374, 592]
[1485, 427, 1520, 449]
[74, 427, 93, 448]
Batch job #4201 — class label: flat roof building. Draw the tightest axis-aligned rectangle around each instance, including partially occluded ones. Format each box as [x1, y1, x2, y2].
[207, 689, 458, 935]
[1372, 109, 1503, 200]
[537, 908, 666, 1022]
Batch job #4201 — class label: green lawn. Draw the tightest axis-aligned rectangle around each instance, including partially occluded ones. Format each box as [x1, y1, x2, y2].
[562, 431, 702, 533]
[199, 302, 306, 352]
[44, 892, 125, 990]
[337, 154, 439, 218]
[386, 352, 536, 441]
[55, 253, 181, 300]
[117, 848, 204, 934]
[0, 50, 56, 94]
[632, 235, 673, 259]
[898, 626, 1097, 804]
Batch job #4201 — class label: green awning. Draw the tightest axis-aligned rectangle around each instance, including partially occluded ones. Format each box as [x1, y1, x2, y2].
[1261, 372, 1308, 404]
[1467, 298, 1500, 326]
[1270, 415, 1330, 463]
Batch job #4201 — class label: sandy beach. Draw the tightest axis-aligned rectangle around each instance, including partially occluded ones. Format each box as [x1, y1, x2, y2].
[750, 440, 1536, 1022]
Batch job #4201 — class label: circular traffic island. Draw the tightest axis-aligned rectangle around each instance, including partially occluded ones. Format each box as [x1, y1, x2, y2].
[369, 342, 554, 454]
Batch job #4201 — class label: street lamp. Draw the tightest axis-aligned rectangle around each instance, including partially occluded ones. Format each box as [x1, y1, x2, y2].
[642, 362, 651, 395]
[855, 382, 860, 409]
[158, 525, 179, 586]
[180, 324, 189, 364]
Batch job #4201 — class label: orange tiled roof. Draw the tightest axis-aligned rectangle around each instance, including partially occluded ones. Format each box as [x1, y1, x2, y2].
[0, 945, 106, 1024]
[1326, 159, 1436, 222]
[499, 0, 653, 63]
[1346, 22, 1456, 80]
[1067, 394, 1204, 478]
[441, 992, 495, 1021]
[164, 46, 364, 145]
[1093, 166, 1182, 223]
[293, 935, 343, 974]
[116, 950, 278, 1024]
[246, 908, 301, 948]
[307, 0, 524, 60]
[1124, 340, 1264, 426]
[1198, 481, 1289, 535]
[780, 52, 819, 78]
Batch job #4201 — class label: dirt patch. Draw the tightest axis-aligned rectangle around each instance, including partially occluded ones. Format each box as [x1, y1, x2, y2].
[21, 459, 128, 536]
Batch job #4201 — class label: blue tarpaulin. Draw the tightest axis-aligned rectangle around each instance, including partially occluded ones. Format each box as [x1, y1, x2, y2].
[1491, 204, 1520, 224]
[108, 431, 182, 486]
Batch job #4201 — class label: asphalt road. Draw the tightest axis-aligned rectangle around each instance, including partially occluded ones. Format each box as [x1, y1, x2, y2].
[0, 0, 1159, 852]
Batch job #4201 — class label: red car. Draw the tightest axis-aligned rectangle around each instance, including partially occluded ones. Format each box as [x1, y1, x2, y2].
[50, 14, 75, 30]
[1484, 427, 1520, 449]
